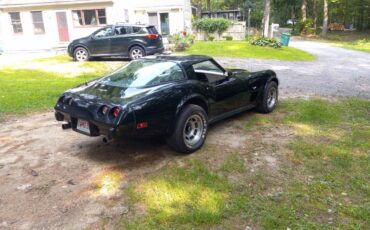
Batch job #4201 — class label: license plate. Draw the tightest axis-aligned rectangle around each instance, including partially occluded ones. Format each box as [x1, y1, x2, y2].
[77, 119, 90, 134]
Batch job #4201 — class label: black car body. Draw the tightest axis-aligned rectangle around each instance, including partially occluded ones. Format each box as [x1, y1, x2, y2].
[55, 55, 279, 153]
[67, 23, 164, 61]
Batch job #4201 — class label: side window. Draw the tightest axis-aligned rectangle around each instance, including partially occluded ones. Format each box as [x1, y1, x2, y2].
[114, 26, 130, 35]
[193, 61, 224, 74]
[93, 27, 113, 38]
[192, 61, 225, 83]
[132, 26, 148, 34]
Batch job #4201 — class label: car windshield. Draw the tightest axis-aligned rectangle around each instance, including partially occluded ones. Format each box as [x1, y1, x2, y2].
[98, 60, 184, 88]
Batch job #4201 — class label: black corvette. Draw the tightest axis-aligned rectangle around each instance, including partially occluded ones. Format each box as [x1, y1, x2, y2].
[55, 55, 279, 153]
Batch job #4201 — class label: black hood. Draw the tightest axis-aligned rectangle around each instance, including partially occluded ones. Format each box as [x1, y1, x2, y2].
[72, 36, 90, 44]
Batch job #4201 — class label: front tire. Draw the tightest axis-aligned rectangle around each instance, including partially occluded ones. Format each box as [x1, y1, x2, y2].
[256, 81, 278, 113]
[166, 105, 208, 154]
[73, 47, 90, 62]
[129, 46, 145, 60]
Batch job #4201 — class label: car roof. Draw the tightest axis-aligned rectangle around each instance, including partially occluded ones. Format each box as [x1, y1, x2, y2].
[142, 55, 213, 67]
[112, 23, 152, 27]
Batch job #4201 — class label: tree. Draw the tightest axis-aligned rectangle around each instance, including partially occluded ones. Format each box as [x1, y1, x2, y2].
[301, 0, 307, 21]
[206, 0, 211, 11]
[263, 0, 271, 37]
[322, 0, 329, 37]
[313, 0, 317, 30]
[196, 0, 203, 19]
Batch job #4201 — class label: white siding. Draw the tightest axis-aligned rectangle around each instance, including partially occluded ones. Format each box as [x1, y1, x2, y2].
[0, 0, 192, 51]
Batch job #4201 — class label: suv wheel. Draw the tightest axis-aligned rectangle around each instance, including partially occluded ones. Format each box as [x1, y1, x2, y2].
[129, 46, 145, 60]
[74, 47, 89, 62]
[166, 105, 208, 154]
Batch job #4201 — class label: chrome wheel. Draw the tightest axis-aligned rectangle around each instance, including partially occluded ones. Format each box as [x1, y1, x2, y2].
[183, 114, 204, 147]
[75, 49, 88, 62]
[267, 86, 277, 109]
[131, 48, 143, 59]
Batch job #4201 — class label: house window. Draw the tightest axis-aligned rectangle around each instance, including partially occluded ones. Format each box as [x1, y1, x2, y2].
[9, 12, 23, 34]
[31, 11, 45, 34]
[72, 9, 106, 26]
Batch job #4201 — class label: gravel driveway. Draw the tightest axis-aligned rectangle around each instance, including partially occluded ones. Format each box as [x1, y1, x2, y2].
[217, 40, 370, 99]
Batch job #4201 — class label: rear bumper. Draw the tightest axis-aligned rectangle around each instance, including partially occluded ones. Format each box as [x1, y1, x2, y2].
[145, 46, 164, 55]
[55, 110, 116, 137]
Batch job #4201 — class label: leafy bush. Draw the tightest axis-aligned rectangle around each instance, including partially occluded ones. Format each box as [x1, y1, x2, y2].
[223, 35, 233, 41]
[250, 37, 282, 49]
[193, 18, 232, 40]
[294, 19, 315, 35]
[207, 35, 215, 41]
[171, 32, 195, 51]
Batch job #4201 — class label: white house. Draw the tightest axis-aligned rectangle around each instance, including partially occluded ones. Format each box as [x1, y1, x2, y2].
[0, 0, 192, 51]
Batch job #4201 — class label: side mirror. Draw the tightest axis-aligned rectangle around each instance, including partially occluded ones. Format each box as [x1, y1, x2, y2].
[224, 71, 232, 77]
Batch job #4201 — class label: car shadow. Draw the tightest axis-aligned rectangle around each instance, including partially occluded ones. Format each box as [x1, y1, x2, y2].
[72, 108, 257, 175]
[90, 57, 131, 62]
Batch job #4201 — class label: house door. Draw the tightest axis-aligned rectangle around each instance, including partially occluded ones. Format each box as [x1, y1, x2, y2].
[159, 13, 169, 35]
[148, 13, 159, 31]
[56, 12, 69, 42]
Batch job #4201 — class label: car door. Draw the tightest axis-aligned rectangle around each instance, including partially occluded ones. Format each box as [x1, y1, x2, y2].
[110, 26, 132, 56]
[193, 60, 250, 117]
[88, 26, 114, 55]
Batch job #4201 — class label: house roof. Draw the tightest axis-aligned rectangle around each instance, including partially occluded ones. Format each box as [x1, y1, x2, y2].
[0, 0, 113, 9]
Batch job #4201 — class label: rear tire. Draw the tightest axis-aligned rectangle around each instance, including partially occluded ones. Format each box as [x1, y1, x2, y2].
[256, 81, 278, 113]
[129, 46, 145, 60]
[73, 47, 90, 62]
[166, 105, 208, 154]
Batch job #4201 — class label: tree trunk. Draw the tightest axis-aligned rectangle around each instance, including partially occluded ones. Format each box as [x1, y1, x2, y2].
[301, 0, 307, 22]
[206, 0, 211, 11]
[313, 0, 317, 30]
[322, 0, 328, 38]
[263, 0, 271, 37]
[196, 0, 202, 19]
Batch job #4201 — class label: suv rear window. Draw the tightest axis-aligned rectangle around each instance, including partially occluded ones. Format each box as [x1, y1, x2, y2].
[147, 26, 158, 34]
[132, 26, 148, 34]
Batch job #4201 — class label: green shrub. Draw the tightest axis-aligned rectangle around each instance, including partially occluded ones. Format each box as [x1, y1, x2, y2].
[250, 36, 282, 48]
[193, 18, 232, 39]
[223, 35, 233, 41]
[294, 19, 315, 35]
[207, 35, 215, 41]
[171, 32, 195, 51]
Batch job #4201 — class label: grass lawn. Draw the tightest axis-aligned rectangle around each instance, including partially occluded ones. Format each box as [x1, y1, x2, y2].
[0, 55, 125, 118]
[116, 98, 369, 230]
[296, 31, 370, 53]
[178, 41, 316, 61]
[333, 40, 370, 53]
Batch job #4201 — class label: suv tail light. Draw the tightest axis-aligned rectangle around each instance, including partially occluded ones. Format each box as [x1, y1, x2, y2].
[111, 107, 121, 118]
[146, 34, 159, 39]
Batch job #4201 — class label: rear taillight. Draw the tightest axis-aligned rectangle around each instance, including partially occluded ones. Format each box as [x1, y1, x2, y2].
[112, 107, 121, 118]
[62, 97, 73, 105]
[146, 34, 159, 39]
[58, 96, 65, 103]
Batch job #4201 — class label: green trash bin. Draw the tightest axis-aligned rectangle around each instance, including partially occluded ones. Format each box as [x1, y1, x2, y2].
[281, 33, 291, 46]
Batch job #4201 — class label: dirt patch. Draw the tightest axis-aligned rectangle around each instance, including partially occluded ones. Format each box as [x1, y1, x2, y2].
[0, 110, 294, 229]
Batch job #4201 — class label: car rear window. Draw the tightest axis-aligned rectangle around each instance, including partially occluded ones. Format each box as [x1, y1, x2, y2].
[132, 26, 148, 34]
[99, 60, 184, 88]
[147, 26, 158, 34]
